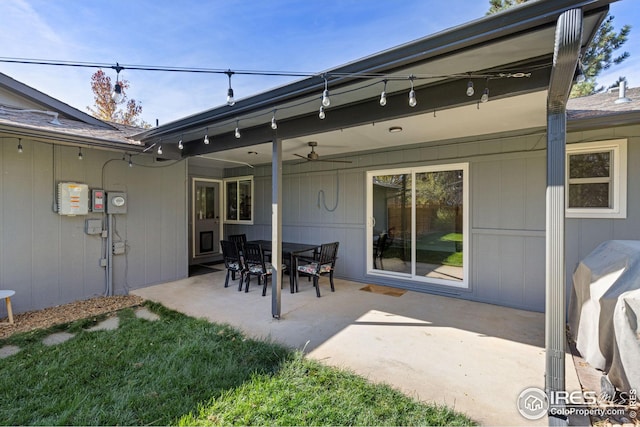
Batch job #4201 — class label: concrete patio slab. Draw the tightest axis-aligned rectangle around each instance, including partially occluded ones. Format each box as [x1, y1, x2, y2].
[132, 271, 581, 426]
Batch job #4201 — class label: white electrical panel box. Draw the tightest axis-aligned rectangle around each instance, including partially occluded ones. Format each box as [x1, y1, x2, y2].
[58, 182, 89, 216]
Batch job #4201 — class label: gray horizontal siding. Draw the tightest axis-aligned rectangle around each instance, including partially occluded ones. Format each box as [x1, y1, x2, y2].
[0, 138, 188, 317]
[223, 125, 640, 313]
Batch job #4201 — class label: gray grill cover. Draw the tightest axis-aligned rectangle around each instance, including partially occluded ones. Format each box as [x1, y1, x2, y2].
[568, 240, 640, 393]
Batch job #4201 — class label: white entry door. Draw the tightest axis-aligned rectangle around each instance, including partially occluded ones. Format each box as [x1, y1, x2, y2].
[192, 178, 222, 258]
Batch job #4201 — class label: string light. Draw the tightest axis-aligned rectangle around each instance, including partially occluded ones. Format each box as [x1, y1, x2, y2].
[112, 63, 124, 103]
[408, 75, 417, 107]
[466, 79, 474, 96]
[321, 76, 330, 107]
[204, 127, 210, 144]
[128, 154, 133, 167]
[157, 142, 163, 155]
[17, 138, 23, 153]
[1, 58, 534, 149]
[481, 79, 489, 103]
[379, 79, 387, 106]
[226, 70, 235, 106]
[78, 147, 83, 160]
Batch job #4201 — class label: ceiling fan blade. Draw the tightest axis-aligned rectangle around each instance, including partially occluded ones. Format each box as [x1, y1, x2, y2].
[316, 158, 353, 163]
[293, 153, 311, 160]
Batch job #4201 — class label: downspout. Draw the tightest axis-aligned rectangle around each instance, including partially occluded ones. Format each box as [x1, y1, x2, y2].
[546, 8, 582, 426]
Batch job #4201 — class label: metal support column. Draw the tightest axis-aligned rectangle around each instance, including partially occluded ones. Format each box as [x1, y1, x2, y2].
[271, 136, 283, 318]
[546, 8, 582, 425]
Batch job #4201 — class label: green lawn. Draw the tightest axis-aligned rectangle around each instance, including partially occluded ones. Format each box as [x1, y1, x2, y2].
[0, 302, 476, 426]
[385, 231, 464, 267]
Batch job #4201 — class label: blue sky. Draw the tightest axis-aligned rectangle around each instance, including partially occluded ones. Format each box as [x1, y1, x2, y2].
[0, 0, 638, 125]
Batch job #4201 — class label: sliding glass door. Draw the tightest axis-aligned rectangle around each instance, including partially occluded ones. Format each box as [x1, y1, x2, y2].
[367, 163, 468, 288]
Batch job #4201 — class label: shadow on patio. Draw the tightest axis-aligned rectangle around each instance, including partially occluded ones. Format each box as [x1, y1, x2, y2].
[132, 271, 580, 426]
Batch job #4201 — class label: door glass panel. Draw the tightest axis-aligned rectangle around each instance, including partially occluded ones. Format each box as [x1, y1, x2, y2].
[372, 173, 412, 274]
[415, 170, 464, 282]
[196, 186, 216, 219]
[369, 165, 466, 287]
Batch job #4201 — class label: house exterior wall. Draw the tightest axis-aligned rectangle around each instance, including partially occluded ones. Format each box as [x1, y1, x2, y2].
[565, 123, 640, 292]
[225, 123, 640, 313]
[0, 137, 188, 317]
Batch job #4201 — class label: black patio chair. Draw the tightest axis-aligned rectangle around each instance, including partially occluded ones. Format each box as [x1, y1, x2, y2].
[295, 241, 339, 297]
[373, 232, 388, 270]
[220, 240, 245, 288]
[242, 242, 286, 296]
[229, 233, 247, 249]
[228, 234, 247, 279]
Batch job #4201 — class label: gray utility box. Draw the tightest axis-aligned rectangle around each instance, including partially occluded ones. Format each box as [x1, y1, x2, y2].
[106, 192, 127, 214]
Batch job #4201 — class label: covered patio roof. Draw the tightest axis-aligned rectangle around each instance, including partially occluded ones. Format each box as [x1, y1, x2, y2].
[134, 0, 614, 166]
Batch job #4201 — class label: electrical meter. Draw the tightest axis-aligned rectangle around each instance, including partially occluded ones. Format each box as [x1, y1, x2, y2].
[106, 192, 127, 214]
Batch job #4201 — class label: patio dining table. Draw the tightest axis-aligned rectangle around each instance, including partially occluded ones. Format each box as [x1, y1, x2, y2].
[247, 240, 320, 293]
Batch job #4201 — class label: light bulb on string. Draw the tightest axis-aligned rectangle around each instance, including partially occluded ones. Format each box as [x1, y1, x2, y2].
[319, 105, 326, 120]
[128, 154, 133, 167]
[321, 76, 330, 107]
[466, 80, 474, 96]
[379, 80, 387, 106]
[481, 79, 489, 103]
[235, 121, 241, 139]
[17, 138, 23, 153]
[408, 75, 417, 107]
[78, 147, 83, 160]
[481, 87, 489, 103]
[157, 143, 163, 155]
[204, 128, 210, 144]
[226, 70, 235, 106]
[111, 63, 125, 103]
[271, 110, 278, 130]
[178, 135, 183, 150]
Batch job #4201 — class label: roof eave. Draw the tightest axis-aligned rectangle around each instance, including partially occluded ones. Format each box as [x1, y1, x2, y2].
[134, 0, 615, 143]
[0, 72, 117, 130]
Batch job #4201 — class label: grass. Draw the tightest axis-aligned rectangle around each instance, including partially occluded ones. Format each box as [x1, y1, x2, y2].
[0, 302, 476, 426]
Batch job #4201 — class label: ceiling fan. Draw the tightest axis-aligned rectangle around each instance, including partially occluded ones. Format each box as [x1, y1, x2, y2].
[294, 141, 352, 163]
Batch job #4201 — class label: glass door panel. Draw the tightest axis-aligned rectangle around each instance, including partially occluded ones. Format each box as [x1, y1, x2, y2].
[368, 164, 467, 288]
[371, 173, 412, 274]
[414, 170, 464, 282]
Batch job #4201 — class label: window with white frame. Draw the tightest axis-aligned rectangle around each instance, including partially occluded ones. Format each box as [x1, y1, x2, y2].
[224, 176, 254, 224]
[566, 139, 627, 218]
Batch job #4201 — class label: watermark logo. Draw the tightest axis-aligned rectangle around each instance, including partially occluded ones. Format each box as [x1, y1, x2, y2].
[517, 387, 549, 420]
[517, 387, 638, 421]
